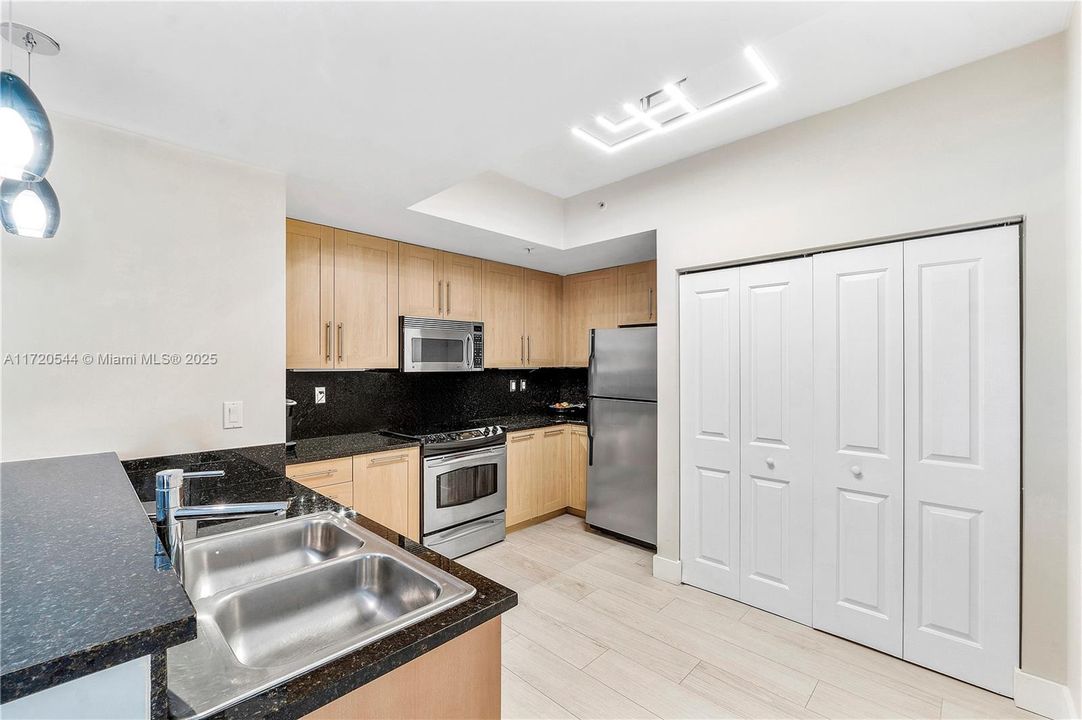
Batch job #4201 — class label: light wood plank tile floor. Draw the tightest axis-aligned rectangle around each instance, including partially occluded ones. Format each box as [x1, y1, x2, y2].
[456, 515, 1040, 720]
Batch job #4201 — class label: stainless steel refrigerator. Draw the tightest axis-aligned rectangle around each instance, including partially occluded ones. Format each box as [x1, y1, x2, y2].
[586, 326, 657, 546]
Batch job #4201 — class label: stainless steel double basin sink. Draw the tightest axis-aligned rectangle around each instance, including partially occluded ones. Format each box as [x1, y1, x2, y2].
[167, 511, 476, 719]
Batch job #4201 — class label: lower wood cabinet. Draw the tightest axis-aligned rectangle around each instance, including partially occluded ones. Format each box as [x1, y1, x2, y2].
[286, 448, 420, 541]
[304, 618, 501, 720]
[568, 425, 588, 513]
[539, 426, 569, 514]
[506, 429, 542, 526]
[353, 448, 420, 541]
[507, 424, 588, 528]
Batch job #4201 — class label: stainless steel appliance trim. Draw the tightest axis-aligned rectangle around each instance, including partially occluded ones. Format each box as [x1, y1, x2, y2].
[400, 316, 482, 373]
[423, 513, 505, 559]
[423, 445, 507, 535]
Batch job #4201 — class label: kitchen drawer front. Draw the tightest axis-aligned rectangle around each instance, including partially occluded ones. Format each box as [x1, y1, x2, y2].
[285, 457, 353, 489]
[313, 480, 354, 507]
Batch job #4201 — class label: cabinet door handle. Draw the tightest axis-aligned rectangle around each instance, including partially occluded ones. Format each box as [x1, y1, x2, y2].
[337, 323, 344, 363]
[521, 335, 525, 364]
[648, 288, 653, 319]
[292, 468, 337, 480]
[446, 282, 451, 315]
[369, 454, 407, 466]
[527, 336, 531, 364]
[438, 281, 443, 315]
[325, 321, 332, 363]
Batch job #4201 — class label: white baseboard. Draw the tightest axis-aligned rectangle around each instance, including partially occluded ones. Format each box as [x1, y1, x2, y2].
[1014, 668, 1079, 719]
[652, 554, 682, 584]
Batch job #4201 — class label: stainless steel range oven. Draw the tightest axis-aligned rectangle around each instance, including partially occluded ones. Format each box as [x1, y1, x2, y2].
[384, 425, 506, 558]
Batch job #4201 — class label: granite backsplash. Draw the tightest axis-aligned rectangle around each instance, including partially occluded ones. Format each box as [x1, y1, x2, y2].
[287, 368, 587, 439]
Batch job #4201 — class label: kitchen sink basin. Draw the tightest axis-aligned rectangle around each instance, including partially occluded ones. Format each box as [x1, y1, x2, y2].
[167, 511, 475, 719]
[182, 514, 366, 601]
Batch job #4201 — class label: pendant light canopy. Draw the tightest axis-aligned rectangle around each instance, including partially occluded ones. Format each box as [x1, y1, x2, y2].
[0, 177, 60, 237]
[0, 70, 52, 181]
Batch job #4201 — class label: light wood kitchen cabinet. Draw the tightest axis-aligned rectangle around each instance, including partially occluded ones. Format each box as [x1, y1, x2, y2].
[524, 270, 562, 367]
[353, 447, 421, 541]
[540, 426, 569, 514]
[399, 244, 483, 322]
[562, 267, 619, 366]
[617, 260, 656, 326]
[569, 425, 588, 513]
[285, 457, 354, 489]
[398, 243, 443, 319]
[286, 219, 335, 369]
[334, 230, 399, 369]
[304, 618, 501, 720]
[442, 251, 483, 321]
[481, 260, 525, 367]
[506, 429, 542, 527]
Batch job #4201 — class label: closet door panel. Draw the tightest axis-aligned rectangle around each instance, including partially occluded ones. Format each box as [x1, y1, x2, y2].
[679, 269, 741, 598]
[812, 243, 904, 655]
[738, 258, 813, 625]
[902, 225, 1020, 695]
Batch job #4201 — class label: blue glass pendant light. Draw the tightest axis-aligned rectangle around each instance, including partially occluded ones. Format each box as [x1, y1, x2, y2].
[0, 21, 60, 238]
[0, 176, 59, 237]
[0, 69, 52, 181]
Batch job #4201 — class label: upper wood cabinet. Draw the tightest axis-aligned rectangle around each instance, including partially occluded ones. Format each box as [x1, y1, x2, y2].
[617, 260, 657, 326]
[442, 252, 483, 321]
[562, 268, 618, 366]
[286, 219, 334, 369]
[481, 261, 525, 367]
[481, 263, 562, 368]
[523, 270, 562, 367]
[334, 230, 399, 369]
[399, 244, 483, 322]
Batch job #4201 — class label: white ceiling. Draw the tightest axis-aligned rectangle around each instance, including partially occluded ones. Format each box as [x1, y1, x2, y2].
[14, 1, 1074, 274]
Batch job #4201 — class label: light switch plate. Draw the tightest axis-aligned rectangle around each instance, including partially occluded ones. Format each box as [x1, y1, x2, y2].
[315, 387, 326, 404]
[222, 401, 243, 429]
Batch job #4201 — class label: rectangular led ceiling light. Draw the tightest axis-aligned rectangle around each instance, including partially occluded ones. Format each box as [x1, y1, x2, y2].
[572, 46, 778, 154]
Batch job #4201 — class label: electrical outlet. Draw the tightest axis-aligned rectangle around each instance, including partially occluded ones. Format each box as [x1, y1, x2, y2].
[509, 379, 517, 392]
[520, 379, 527, 391]
[222, 401, 243, 429]
[315, 387, 326, 404]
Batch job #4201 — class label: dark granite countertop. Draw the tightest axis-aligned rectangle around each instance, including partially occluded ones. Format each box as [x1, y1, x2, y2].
[286, 432, 419, 466]
[471, 413, 588, 432]
[0, 452, 196, 703]
[121, 448, 517, 719]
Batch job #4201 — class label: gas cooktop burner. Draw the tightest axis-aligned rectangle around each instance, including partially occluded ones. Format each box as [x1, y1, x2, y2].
[382, 424, 506, 455]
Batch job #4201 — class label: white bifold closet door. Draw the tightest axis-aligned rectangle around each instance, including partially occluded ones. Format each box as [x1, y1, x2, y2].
[901, 226, 1019, 695]
[679, 268, 741, 598]
[812, 243, 905, 656]
[737, 259, 814, 624]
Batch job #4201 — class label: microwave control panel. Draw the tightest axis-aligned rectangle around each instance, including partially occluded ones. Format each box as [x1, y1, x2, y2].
[472, 325, 484, 368]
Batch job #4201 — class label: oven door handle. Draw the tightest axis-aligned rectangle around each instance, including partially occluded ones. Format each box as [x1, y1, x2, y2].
[426, 446, 505, 466]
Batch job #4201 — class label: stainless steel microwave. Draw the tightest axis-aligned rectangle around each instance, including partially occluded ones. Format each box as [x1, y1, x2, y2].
[400, 317, 484, 372]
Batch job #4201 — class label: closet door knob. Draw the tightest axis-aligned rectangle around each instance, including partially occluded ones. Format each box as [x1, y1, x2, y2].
[765, 457, 775, 469]
[851, 465, 863, 478]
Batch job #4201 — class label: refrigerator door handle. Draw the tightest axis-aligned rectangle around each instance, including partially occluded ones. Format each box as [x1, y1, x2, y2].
[587, 402, 594, 466]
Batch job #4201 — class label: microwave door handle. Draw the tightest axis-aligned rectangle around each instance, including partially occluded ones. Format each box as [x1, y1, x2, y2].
[466, 334, 472, 368]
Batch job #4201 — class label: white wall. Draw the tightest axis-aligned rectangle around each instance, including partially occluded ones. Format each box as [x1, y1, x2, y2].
[1064, 4, 1082, 716]
[565, 35, 1071, 686]
[1, 115, 286, 461]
